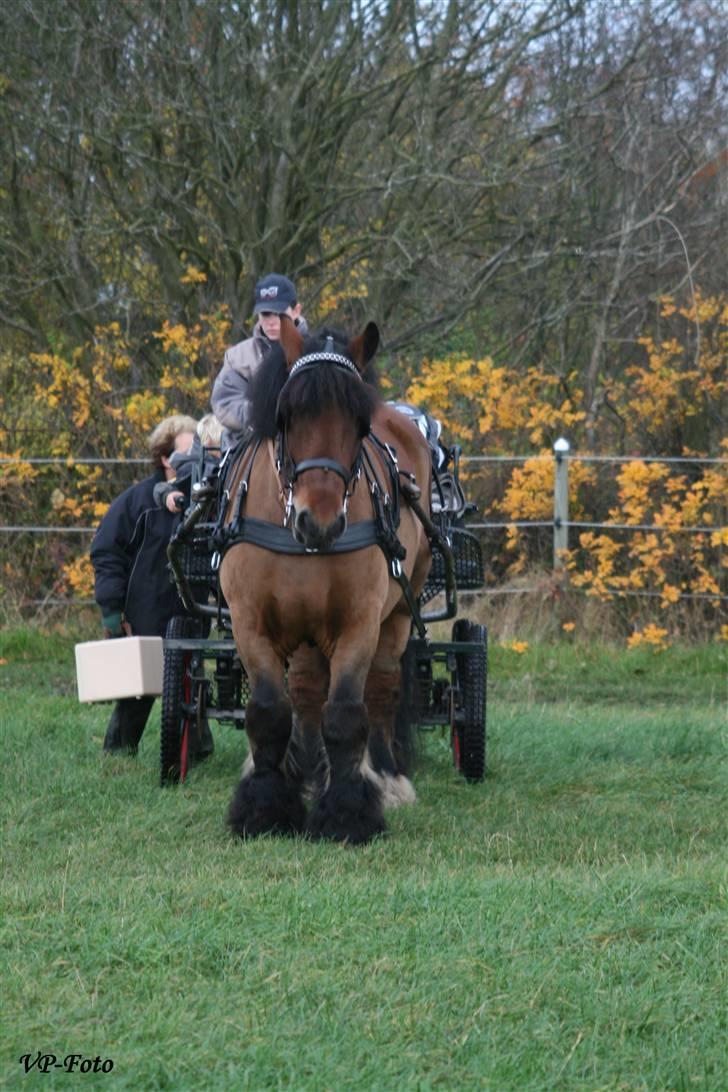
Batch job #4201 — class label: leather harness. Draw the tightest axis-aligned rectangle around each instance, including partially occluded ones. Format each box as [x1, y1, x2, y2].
[207, 351, 431, 636]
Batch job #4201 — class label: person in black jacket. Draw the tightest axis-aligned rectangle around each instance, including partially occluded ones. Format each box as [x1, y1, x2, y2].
[152, 414, 223, 514]
[91, 414, 199, 755]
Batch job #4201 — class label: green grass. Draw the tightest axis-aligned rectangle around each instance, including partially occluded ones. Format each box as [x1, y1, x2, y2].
[1, 630, 726, 1090]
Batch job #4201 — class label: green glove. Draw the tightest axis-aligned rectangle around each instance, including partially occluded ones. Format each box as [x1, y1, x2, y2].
[101, 610, 123, 638]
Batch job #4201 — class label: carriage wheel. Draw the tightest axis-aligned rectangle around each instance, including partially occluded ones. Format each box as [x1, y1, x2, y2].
[160, 615, 204, 787]
[451, 619, 487, 783]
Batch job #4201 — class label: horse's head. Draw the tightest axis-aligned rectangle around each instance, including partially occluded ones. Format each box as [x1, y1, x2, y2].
[257, 320, 380, 550]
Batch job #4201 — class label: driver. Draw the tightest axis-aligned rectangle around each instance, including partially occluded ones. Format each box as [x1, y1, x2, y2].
[211, 273, 308, 450]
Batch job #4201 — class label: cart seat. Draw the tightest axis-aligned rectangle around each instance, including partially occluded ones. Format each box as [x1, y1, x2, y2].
[388, 402, 448, 469]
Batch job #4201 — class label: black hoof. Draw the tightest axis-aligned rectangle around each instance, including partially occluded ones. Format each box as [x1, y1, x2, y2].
[307, 777, 386, 845]
[227, 770, 306, 839]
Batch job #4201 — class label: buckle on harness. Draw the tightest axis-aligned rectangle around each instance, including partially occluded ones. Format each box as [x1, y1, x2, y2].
[283, 485, 293, 527]
[385, 442, 399, 469]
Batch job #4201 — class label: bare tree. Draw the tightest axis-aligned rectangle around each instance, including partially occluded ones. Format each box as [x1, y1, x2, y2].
[0, 0, 725, 422]
[0, 0, 577, 352]
[485, 1, 728, 447]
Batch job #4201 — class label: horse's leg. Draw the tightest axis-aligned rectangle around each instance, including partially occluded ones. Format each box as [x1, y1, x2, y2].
[364, 524, 431, 805]
[286, 645, 329, 800]
[363, 609, 417, 808]
[307, 626, 385, 845]
[228, 640, 305, 839]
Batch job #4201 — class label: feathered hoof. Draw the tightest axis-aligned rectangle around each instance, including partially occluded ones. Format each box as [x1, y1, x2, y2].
[369, 770, 417, 809]
[307, 776, 386, 845]
[227, 770, 306, 839]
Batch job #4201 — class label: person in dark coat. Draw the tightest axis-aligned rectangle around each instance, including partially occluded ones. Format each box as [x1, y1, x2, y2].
[91, 414, 199, 755]
[152, 413, 223, 514]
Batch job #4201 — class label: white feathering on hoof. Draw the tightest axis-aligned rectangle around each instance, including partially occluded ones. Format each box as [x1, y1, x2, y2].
[240, 752, 255, 779]
[361, 754, 417, 808]
[387, 774, 417, 807]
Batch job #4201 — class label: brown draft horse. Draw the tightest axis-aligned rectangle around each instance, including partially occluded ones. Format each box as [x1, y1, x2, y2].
[219, 319, 432, 844]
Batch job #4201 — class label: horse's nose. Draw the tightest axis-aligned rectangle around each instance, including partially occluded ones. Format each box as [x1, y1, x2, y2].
[294, 508, 346, 549]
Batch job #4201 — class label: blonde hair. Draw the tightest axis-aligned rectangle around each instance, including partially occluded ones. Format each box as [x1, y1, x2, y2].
[147, 415, 198, 468]
[197, 413, 223, 448]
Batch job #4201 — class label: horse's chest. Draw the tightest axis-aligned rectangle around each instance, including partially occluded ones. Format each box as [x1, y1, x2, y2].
[261, 559, 374, 654]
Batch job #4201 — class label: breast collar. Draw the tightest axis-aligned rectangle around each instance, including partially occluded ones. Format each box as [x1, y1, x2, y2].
[212, 428, 404, 562]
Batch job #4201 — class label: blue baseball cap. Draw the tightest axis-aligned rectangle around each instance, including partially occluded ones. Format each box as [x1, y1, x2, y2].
[253, 273, 297, 314]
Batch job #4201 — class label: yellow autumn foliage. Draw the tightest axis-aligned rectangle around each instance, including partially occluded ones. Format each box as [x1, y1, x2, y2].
[406, 356, 585, 451]
[565, 458, 726, 608]
[627, 624, 670, 651]
[0, 286, 723, 626]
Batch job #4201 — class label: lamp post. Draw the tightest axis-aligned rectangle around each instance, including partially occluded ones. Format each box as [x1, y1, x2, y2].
[553, 437, 570, 569]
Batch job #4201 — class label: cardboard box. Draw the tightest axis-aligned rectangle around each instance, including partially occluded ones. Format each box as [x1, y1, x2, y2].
[75, 637, 164, 703]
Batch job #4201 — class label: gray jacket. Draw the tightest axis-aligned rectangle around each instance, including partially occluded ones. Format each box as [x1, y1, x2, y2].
[211, 317, 309, 448]
[210, 325, 270, 447]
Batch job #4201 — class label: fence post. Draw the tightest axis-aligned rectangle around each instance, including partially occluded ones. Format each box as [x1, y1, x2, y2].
[553, 437, 570, 569]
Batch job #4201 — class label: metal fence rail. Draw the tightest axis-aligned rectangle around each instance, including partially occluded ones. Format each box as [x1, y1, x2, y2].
[461, 454, 727, 466]
[2, 526, 97, 534]
[461, 441, 726, 567]
[0, 457, 148, 465]
[2, 442, 726, 603]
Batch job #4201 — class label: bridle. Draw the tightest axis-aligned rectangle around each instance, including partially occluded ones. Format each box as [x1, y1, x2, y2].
[274, 346, 366, 525]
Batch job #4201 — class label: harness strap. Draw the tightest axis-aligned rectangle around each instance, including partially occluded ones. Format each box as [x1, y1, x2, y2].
[390, 560, 427, 639]
[290, 456, 354, 486]
[399, 471, 458, 622]
[208, 437, 260, 557]
[361, 433, 426, 634]
[230, 439, 261, 529]
[209, 433, 256, 541]
[219, 517, 382, 555]
[209, 426, 427, 634]
[360, 435, 406, 562]
[287, 351, 361, 380]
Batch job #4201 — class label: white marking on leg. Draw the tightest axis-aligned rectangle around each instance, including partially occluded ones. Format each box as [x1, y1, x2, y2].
[361, 754, 416, 808]
[390, 774, 417, 806]
[240, 752, 254, 779]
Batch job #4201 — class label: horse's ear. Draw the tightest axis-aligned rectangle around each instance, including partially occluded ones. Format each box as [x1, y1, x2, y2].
[348, 322, 380, 371]
[279, 314, 304, 367]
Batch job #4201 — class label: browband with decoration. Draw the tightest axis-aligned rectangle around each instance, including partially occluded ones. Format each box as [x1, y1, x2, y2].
[288, 352, 362, 380]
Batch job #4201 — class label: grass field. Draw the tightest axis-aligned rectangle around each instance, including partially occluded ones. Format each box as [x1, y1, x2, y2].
[1, 628, 726, 1091]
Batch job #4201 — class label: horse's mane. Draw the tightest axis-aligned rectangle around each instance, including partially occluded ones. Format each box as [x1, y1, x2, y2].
[248, 326, 379, 440]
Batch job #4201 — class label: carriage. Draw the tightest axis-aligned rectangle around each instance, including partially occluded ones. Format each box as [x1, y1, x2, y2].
[160, 435, 488, 790]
